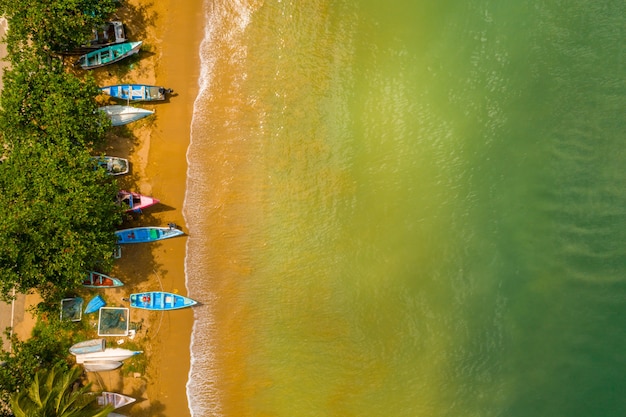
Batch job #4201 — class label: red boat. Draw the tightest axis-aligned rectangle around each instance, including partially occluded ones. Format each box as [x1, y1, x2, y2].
[82, 272, 124, 288]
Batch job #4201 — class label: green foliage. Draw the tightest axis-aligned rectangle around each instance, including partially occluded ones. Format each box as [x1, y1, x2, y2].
[0, 0, 119, 57]
[10, 363, 114, 417]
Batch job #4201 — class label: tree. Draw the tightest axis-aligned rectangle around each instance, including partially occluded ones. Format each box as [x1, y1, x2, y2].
[0, 0, 118, 57]
[10, 364, 114, 417]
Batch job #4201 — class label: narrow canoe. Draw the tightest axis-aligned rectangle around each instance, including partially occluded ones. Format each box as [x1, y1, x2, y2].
[77, 41, 142, 69]
[75, 348, 142, 364]
[117, 190, 160, 212]
[101, 84, 173, 102]
[93, 156, 129, 176]
[82, 360, 123, 372]
[115, 225, 184, 244]
[130, 291, 198, 311]
[69, 339, 105, 355]
[82, 272, 124, 288]
[99, 105, 154, 126]
[97, 392, 136, 409]
[84, 295, 106, 314]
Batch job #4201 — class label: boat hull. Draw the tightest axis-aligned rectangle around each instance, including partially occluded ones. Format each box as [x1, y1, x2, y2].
[69, 338, 106, 355]
[97, 392, 136, 409]
[115, 226, 184, 244]
[118, 190, 160, 212]
[101, 84, 171, 102]
[75, 348, 142, 364]
[130, 291, 198, 310]
[78, 41, 142, 69]
[99, 105, 154, 127]
[82, 271, 124, 288]
[93, 156, 129, 176]
[82, 360, 123, 372]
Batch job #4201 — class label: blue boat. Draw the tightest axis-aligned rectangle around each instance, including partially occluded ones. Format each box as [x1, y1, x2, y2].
[130, 291, 197, 311]
[101, 84, 173, 102]
[115, 225, 184, 244]
[69, 338, 106, 355]
[84, 295, 106, 314]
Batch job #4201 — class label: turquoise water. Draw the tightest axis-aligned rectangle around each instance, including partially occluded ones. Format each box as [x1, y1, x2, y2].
[184, 1, 626, 416]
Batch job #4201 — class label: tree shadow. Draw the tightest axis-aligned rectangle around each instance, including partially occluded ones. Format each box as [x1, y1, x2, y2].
[112, 2, 158, 44]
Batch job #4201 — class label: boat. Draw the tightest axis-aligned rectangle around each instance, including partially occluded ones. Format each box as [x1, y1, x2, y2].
[82, 272, 124, 288]
[84, 295, 106, 314]
[77, 41, 142, 69]
[117, 190, 160, 212]
[60, 298, 83, 322]
[69, 339, 105, 355]
[97, 392, 136, 409]
[88, 21, 126, 48]
[75, 348, 142, 364]
[115, 225, 184, 244]
[130, 291, 198, 311]
[99, 105, 154, 126]
[93, 156, 129, 176]
[101, 84, 173, 102]
[108, 414, 127, 417]
[82, 360, 123, 372]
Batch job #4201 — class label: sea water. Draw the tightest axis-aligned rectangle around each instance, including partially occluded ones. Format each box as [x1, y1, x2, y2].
[184, 1, 626, 416]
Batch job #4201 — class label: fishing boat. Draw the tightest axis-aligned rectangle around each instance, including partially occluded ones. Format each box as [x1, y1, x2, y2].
[77, 41, 142, 69]
[75, 348, 142, 364]
[97, 392, 136, 409]
[115, 225, 184, 244]
[117, 190, 160, 212]
[99, 105, 154, 126]
[101, 84, 173, 102]
[88, 21, 126, 48]
[93, 156, 129, 176]
[82, 360, 123, 372]
[130, 291, 198, 311]
[82, 272, 124, 288]
[84, 295, 106, 314]
[69, 339, 105, 355]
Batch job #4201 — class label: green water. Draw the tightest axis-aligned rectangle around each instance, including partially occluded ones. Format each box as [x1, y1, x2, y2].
[186, 0, 626, 415]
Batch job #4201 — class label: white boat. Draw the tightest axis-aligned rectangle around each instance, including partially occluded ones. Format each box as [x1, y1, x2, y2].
[97, 392, 136, 409]
[69, 339, 105, 355]
[75, 348, 142, 364]
[108, 414, 127, 417]
[82, 360, 123, 372]
[99, 105, 154, 126]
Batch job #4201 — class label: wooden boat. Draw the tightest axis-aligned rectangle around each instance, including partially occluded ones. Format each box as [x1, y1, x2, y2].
[69, 338, 105, 355]
[130, 291, 198, 311]
[99, 105, 154, 126]
[115, 225, 184, 244]
[97, 392, 136, 409]
[84, 295, 106, 314]
[75, 348, 142, 364]
[77, 41, 142, 69]
[88, 21, 126, 48]
[93, 156, 129, 176]
[82, 360, 123, 372]
[60, 298, 83, 322]
[117, 190, 160, 212]
[82, 271, 124, 288]
[101, 84, 173, 102]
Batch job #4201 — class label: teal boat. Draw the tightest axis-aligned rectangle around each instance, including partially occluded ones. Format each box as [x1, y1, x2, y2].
[77, 41, 142, 70]
[115, 225, 184, 244]
[130, 291, 197, 311]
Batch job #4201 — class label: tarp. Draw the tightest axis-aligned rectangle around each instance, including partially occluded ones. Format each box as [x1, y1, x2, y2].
[61, 298, 83, 322]
[97, 307, 129, 336]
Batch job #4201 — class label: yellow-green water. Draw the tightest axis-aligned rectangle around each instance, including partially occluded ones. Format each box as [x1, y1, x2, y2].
[184, 1, 626, 416]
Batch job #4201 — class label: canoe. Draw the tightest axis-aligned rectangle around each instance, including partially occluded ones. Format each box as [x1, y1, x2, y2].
[130, 291, 198, 311]
[97, 392, 136, 409]
[82, 360, 123, 372]
[88, 21, 126, 48]
[115, 225, 184, 244]
[101, 84, 173, 102]
[99, 105, 154, 126]
[82, 272, 124, 288]
[69, 338, 105, 355]
[75, 348, 142, 364]
[118, 190, 160, 212]
[60, 298, 83, 322]
[77, 41, 142, 69]
[84, 295, 106, 314]
[93, 156, 129, 176]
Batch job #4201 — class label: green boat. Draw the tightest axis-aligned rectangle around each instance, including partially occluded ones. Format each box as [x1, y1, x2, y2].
[77, 41, 142, 70]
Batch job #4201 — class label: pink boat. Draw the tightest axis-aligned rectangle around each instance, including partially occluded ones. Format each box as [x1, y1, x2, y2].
[117, 190, 159, 212]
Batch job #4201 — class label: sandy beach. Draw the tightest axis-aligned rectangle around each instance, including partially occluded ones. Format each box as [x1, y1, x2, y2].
[1, 0, 204, 414]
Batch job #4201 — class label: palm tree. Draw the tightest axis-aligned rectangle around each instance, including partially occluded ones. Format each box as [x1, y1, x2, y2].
[10, 364, 114, 417]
